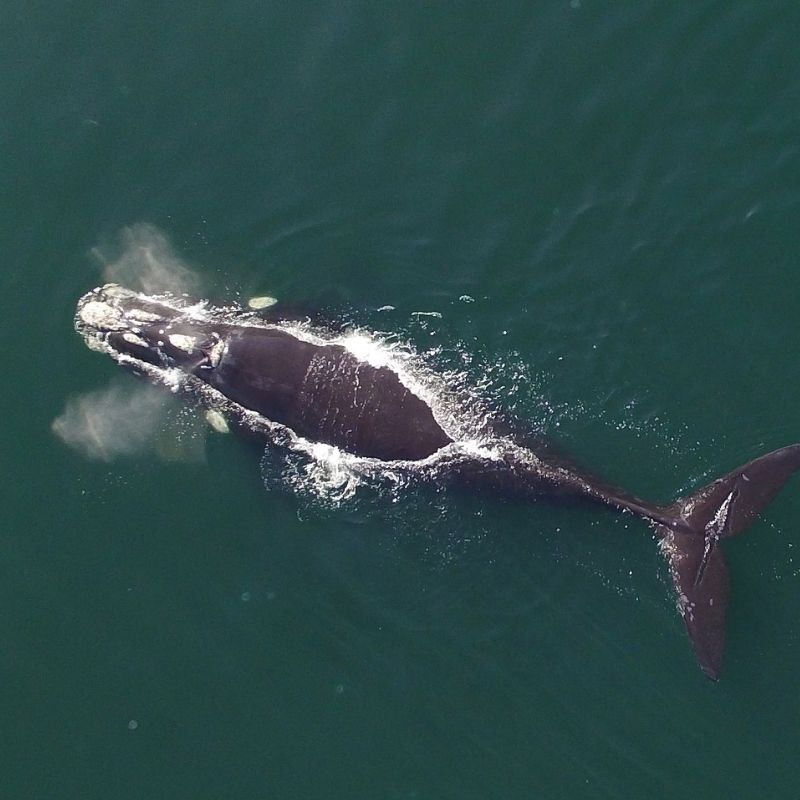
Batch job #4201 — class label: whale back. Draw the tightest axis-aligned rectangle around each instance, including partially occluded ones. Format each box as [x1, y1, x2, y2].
[209, 327, 452, 461]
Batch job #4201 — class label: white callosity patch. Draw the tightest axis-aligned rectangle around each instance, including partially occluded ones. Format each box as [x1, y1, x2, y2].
[168, 334, 198, 353]
[84, 334, 112, 354]
[125, 309, 161, 323]
[122, 332, 148, 348]
[80, 301, 124, 331]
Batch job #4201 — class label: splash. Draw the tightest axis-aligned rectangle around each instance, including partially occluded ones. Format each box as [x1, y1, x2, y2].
[92, 223, 201, 296]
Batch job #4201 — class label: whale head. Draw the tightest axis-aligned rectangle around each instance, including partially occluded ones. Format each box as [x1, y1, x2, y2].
[75, 283, 228, 377]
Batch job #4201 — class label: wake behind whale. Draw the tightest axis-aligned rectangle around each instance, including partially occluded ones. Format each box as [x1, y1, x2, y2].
[65, 282, 800, 680]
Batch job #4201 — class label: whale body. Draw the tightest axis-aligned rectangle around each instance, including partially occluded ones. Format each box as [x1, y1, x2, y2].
[73, 283, 800, 680]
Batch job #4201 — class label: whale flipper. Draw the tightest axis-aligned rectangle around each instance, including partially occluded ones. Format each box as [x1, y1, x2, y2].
[659, 444, 800, 679]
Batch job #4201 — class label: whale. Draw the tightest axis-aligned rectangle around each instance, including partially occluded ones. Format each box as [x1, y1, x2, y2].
[72, 283, 800, 680]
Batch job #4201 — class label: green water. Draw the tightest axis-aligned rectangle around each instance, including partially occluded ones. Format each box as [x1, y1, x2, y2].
[4, 2, 800, 798]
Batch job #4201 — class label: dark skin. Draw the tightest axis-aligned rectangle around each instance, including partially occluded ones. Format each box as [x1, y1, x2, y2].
[206, 326, 452, 461]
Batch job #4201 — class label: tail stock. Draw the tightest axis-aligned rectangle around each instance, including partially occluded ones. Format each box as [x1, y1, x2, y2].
[656, 444, 800, 680]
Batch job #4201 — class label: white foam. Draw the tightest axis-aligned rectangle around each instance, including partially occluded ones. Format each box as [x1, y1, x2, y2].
[339, 332, 394, 368]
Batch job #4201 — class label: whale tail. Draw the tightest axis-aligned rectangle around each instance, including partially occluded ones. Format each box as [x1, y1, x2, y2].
[655, 444, 800, 679]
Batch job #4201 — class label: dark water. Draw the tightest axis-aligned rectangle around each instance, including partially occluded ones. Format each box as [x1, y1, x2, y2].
[4, 2, 800, 798]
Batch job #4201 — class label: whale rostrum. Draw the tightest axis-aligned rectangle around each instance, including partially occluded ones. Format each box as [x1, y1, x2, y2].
[72, 283, 800, 680]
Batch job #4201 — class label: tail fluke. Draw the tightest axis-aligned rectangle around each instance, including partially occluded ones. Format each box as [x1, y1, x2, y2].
[657, 444, 800, 679]
[659, 528, 730, 679]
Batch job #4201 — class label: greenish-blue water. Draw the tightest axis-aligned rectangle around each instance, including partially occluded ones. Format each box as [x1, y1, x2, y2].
[3, 2, 800, 798]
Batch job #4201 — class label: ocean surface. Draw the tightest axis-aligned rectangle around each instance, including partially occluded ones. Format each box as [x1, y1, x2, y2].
[3, 2, 800, 798]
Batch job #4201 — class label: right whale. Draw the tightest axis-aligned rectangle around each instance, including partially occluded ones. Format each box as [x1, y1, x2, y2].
[72, 283, 800, 680]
